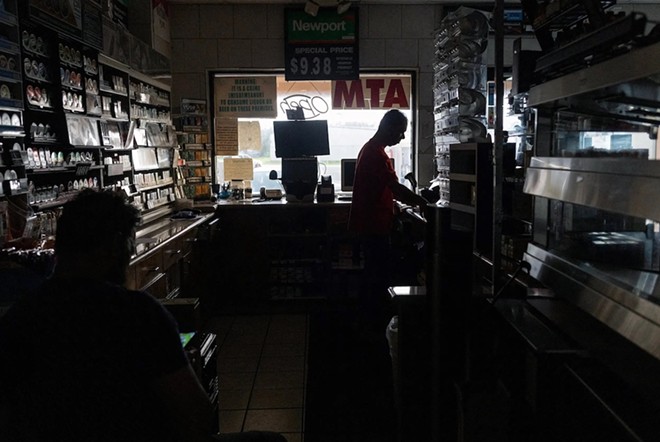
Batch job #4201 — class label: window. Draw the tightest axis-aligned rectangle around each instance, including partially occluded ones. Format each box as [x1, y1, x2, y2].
[210, 72, 415, 192]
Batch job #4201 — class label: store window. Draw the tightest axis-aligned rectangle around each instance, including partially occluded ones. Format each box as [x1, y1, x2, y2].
[210, 72, 416, 192]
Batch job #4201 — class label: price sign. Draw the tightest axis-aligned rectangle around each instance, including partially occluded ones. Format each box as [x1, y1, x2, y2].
[285, 8, 359, 81]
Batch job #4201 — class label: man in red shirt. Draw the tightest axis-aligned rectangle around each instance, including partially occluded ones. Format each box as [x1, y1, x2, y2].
[348, 109, 428, 337]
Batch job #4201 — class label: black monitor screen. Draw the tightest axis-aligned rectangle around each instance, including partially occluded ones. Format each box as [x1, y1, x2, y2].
[341, 157, 394, 192]
[341, 158, 357, 192]
[282, 157, 318, 183]
[273, 120, 330, 158]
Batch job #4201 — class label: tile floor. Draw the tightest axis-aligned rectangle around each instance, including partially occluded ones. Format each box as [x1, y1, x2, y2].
[205, 314, 309, 442]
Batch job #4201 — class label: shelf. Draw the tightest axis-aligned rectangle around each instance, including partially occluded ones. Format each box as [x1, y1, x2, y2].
[144, 195, 176, 210]
[449, 202, 476, 214]
[529, 40, 660, 108]
[27, 165, 103, 174]
[0, 69, 21, 82]
[449, 173, 476, 183]
[532, 0, 614, 32]
[99, 86, 128, 97]
[0, 97, 23, 110]
[0, 10, 18, 27]
[136, 180, 174, 192]
[181, 143, 210, 150]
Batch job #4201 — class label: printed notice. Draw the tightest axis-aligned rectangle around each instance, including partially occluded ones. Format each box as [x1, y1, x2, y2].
[224, 157, 254, 181]
[214, 77, 277, 118]
[238, 121, 262, 152]
[215, 117, 239, 156]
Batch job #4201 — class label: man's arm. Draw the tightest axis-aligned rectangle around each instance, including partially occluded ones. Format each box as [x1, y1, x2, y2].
[389, 181, 428, 211]
[150, 363, 215, 442]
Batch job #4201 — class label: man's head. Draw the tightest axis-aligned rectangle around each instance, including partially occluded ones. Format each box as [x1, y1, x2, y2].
[377, 109, 409, 147]
[55, 189, 140, 284]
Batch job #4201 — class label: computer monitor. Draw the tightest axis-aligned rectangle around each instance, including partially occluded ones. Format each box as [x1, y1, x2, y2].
[273, 120, 330, 158]
[341, 158, 357, 192]
[341, 157, 395, 192]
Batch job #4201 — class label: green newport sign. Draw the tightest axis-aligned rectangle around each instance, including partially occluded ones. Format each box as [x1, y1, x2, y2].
[285, 7, 359, 81]
[287, 9, 357, 44]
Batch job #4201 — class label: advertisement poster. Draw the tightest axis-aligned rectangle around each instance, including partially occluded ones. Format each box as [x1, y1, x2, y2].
[285, 8, 358, 81]
[214, 77, 277, 118]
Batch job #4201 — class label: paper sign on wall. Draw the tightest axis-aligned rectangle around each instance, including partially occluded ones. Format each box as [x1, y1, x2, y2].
[214, 77, 277, 118]
[224, 158, 254, 181]
[238, 121, 262, 152]
[215, 117, 239, 156]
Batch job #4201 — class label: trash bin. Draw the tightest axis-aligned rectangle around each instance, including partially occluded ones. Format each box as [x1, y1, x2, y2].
[386, 315, 400, 410]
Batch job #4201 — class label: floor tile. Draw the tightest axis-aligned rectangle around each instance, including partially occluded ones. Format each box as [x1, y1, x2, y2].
[262, 342, 306, 357]
[258, 356, 305, 372]
[243, 408, 303, 433]
[219, 372, 256, 390]
[218, 357, 260, 374]
[218, 389, 252, 410]
[265, 329, 306, 345]
[204, 316, 233, 341]
[219, 409, 246, 433]
[232, 315, 271, 333]
[219, 343, 263, 358]
[253, 370, 305, 389]
[249, 388, 305, 409]
[224, 329, 267, 345]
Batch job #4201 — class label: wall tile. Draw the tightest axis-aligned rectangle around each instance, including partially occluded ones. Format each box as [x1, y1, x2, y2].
[368, 5, 402, 39]
[181, 39, 218, 72]
[385, 39, 418, 67]
[402, 5, 436, 39]
[170, 73, 205, 109]
[359, 39, 385, 67]
[267, 5, 285, 39]
[199, 5, 234, 39]
[418, 71, 434, 108]
[358, 5, 369, 40]
[170, 39, 186, 74]
[217, 39, 253, 68]
[252, 39, 284, 68]
[170, 5, 200, 39]
[234, 5, 269, 39]
[418, 38, 435, 73]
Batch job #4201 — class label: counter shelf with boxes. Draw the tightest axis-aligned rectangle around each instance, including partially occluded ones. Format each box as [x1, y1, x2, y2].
[173, 107, 211, 202]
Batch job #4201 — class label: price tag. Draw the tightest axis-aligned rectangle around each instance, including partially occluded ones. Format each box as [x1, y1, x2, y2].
[289, 55, 334, 77]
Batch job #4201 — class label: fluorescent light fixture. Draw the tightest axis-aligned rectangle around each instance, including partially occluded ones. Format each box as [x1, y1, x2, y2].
[304, 0, 319, 16]
[337, 0, 351, 14]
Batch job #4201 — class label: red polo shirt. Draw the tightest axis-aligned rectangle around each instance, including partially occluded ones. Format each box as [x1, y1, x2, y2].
[348, 138, 398, 235]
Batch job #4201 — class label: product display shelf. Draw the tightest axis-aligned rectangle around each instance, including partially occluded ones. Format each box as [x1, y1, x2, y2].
[174, 113, 211, 201]
[131, 146, 176, 213]
[432, 6, 490, 208]
[0, 1, 23, 116]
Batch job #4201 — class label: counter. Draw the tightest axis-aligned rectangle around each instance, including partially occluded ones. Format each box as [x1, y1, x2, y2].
[127, 213, 215, 298]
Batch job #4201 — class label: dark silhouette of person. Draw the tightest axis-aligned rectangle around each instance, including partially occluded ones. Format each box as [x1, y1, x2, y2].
[348, 109, 428, 337]
[0, 189, 285, 442]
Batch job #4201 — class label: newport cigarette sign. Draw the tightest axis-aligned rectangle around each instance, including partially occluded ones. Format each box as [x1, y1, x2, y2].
[285, 8, 359, 81]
